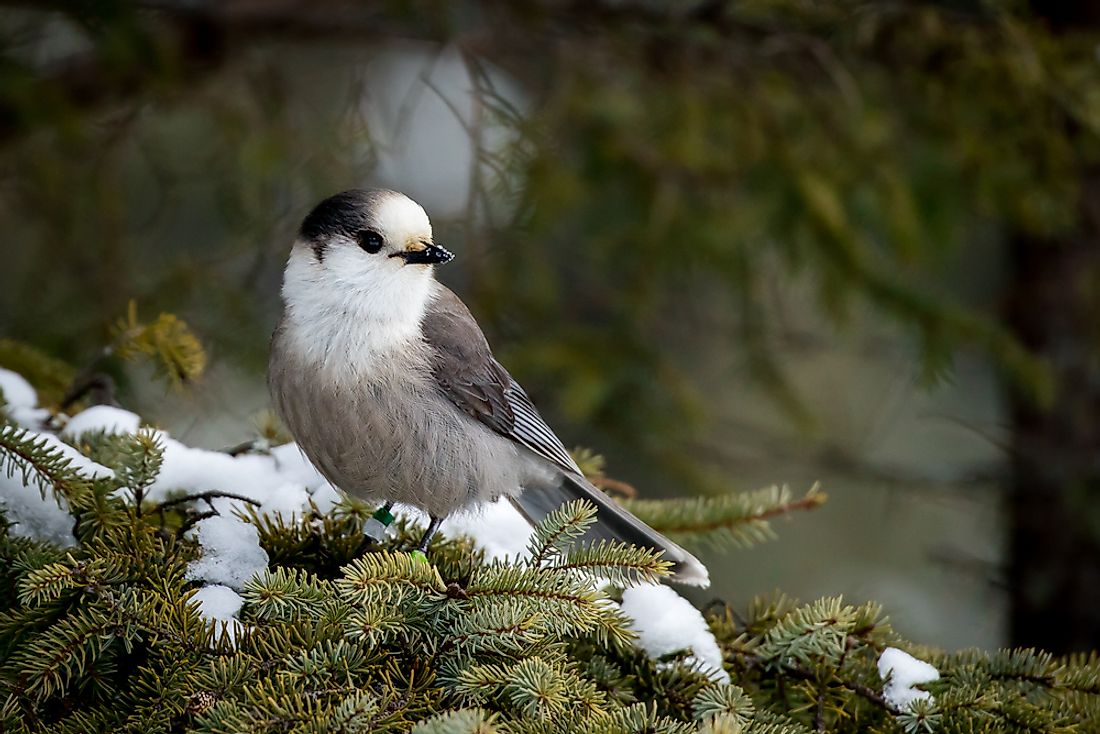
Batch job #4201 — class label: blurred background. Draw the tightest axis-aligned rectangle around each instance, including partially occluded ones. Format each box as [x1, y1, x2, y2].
[0, 1, 1098, 654]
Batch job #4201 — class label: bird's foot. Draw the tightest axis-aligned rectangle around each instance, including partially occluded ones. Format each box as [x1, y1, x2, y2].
[415, 514, 443, 554]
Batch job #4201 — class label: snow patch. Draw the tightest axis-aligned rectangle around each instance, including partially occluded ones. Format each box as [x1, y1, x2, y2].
[878, 647, 939, 711]
[441, 496, 534, 561]
[62, 405, 141, 438]
[0, 468, 76, 547]
[0, 368, 37, 408]
[37, 432, 114, 480]
[0, 369, 50, 428]
[191, 584, 247, 643]
[185, 515, 269, 591]
[146, 437, 338, 514]
[0, 427, 113, 546]
[257, 482, 313, 522]
[621, 584, 729, 683]
[310, 481, 343, 514]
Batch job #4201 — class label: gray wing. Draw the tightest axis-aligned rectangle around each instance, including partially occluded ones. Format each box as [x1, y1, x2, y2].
[422, 286, 583, 476]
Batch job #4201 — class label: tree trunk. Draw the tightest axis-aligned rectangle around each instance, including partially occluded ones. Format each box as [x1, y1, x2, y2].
[1006, 170, 1100, 653]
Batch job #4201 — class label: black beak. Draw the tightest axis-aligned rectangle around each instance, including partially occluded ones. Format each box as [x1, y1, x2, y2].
[391, 244, 455, 265]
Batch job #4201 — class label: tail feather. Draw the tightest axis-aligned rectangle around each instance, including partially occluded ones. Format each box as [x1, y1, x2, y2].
[510, 473, 710, 587]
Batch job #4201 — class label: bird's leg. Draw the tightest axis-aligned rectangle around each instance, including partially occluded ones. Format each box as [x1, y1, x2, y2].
[416, 515, 443, 554]
[361, 502, 395, 545]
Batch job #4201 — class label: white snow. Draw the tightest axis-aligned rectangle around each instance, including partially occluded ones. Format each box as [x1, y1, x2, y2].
[440, 496, 534, 561]
[0, 368, 37, 408]
[0, 428, 114, 547]
[620, 583, 730, 684]
[310, 481, 343, 514]
[0, 467, 76, 547]
[61, 405, 141, 438]
[190, 584, 246, 643]
[0, 368, 49, 428]
[0, 399, 340, 586]
[146, 436, 337, 513]
[0, 381, 330, 586]
[878, 647, 939, 711]
[255, 482, 313, 522]
[36, 431, 115, 480]
[6, 406, 50, 429]
[185, 515, 269, 591]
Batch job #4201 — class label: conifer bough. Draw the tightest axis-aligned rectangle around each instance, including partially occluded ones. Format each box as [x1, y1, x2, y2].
[0, 362, 1097, 732]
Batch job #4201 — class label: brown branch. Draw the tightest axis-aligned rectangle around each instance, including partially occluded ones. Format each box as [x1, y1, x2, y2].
[726, 642, 902, 718]
[590, 475, 637, 499]
[60, 372, 118, 411]
[647, 492, 827, 536]
[156, 490, 262, 511]
[178, 509, 217, 537]
[781, 657, 901, 717]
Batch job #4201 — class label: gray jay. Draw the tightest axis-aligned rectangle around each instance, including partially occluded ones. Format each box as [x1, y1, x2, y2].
[269, 189, 708, 586]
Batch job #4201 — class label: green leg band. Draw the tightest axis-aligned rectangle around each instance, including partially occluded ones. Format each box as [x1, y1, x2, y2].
[363, 504, 395, 542]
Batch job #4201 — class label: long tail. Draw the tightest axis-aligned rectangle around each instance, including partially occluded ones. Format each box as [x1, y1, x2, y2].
[509, 472, 710, 587]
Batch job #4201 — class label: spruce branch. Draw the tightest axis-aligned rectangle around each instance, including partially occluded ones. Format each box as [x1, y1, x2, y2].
[464, 567, 601, 631]
[0, 362, 1096, 732]
[600, 702, 695, 734]
[621, 484, 826, 549]
[241, 567, 327, 623]
[715, 595, 905, 725]
[526, 499, 598, 566]
[774, 656, 903, 718]
[113, 429, 164, 515]
[450, 655, 605, 722]
[692, 683, 755, 725]
[0, 424, 94, 503]
[442, 603, 545, 657]
[546, 539, 671, 587]
[1056, 652, 1100, 693]
[6, 591, 140, 700]
[15, 554, 129, 607]
[410, 707, 501, 734]
[335, 551, 448, 606]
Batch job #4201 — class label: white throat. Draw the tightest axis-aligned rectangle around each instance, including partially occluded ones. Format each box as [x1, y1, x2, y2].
[280, 241, 437, 372]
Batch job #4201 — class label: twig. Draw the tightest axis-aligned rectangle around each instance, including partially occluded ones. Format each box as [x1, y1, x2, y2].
[156, 491, 262, 511]
[727, 645, 902, 717]
[650, 492, 827, 536]
[590, 476, 637, 499]
[221, 439, 261, 457]
[178, 510, 217, 537]
[60, 372, 119, 410]
[782, 657, 901, 717]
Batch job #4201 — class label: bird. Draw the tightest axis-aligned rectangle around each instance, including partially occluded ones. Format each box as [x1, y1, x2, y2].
[268, 189, 709, 586]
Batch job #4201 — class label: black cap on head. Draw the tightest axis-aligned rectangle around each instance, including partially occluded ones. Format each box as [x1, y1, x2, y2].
[299, 189, 397, 260]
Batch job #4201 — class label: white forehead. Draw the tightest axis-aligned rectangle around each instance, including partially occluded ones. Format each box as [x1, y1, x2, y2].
[374, 193, 432, 239]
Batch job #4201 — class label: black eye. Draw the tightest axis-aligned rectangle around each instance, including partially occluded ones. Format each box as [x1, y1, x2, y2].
[357, 229, 384, 254]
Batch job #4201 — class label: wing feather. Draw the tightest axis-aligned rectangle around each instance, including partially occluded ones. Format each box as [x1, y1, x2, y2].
[422, 286, 582, 476]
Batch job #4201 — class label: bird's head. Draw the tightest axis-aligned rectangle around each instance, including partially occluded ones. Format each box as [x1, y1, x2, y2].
[299, 188, 453, 270]
[281, 189, 454, 330]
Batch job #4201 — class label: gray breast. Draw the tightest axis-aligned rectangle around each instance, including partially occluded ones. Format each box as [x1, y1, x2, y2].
[268, 321, 524, 517]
